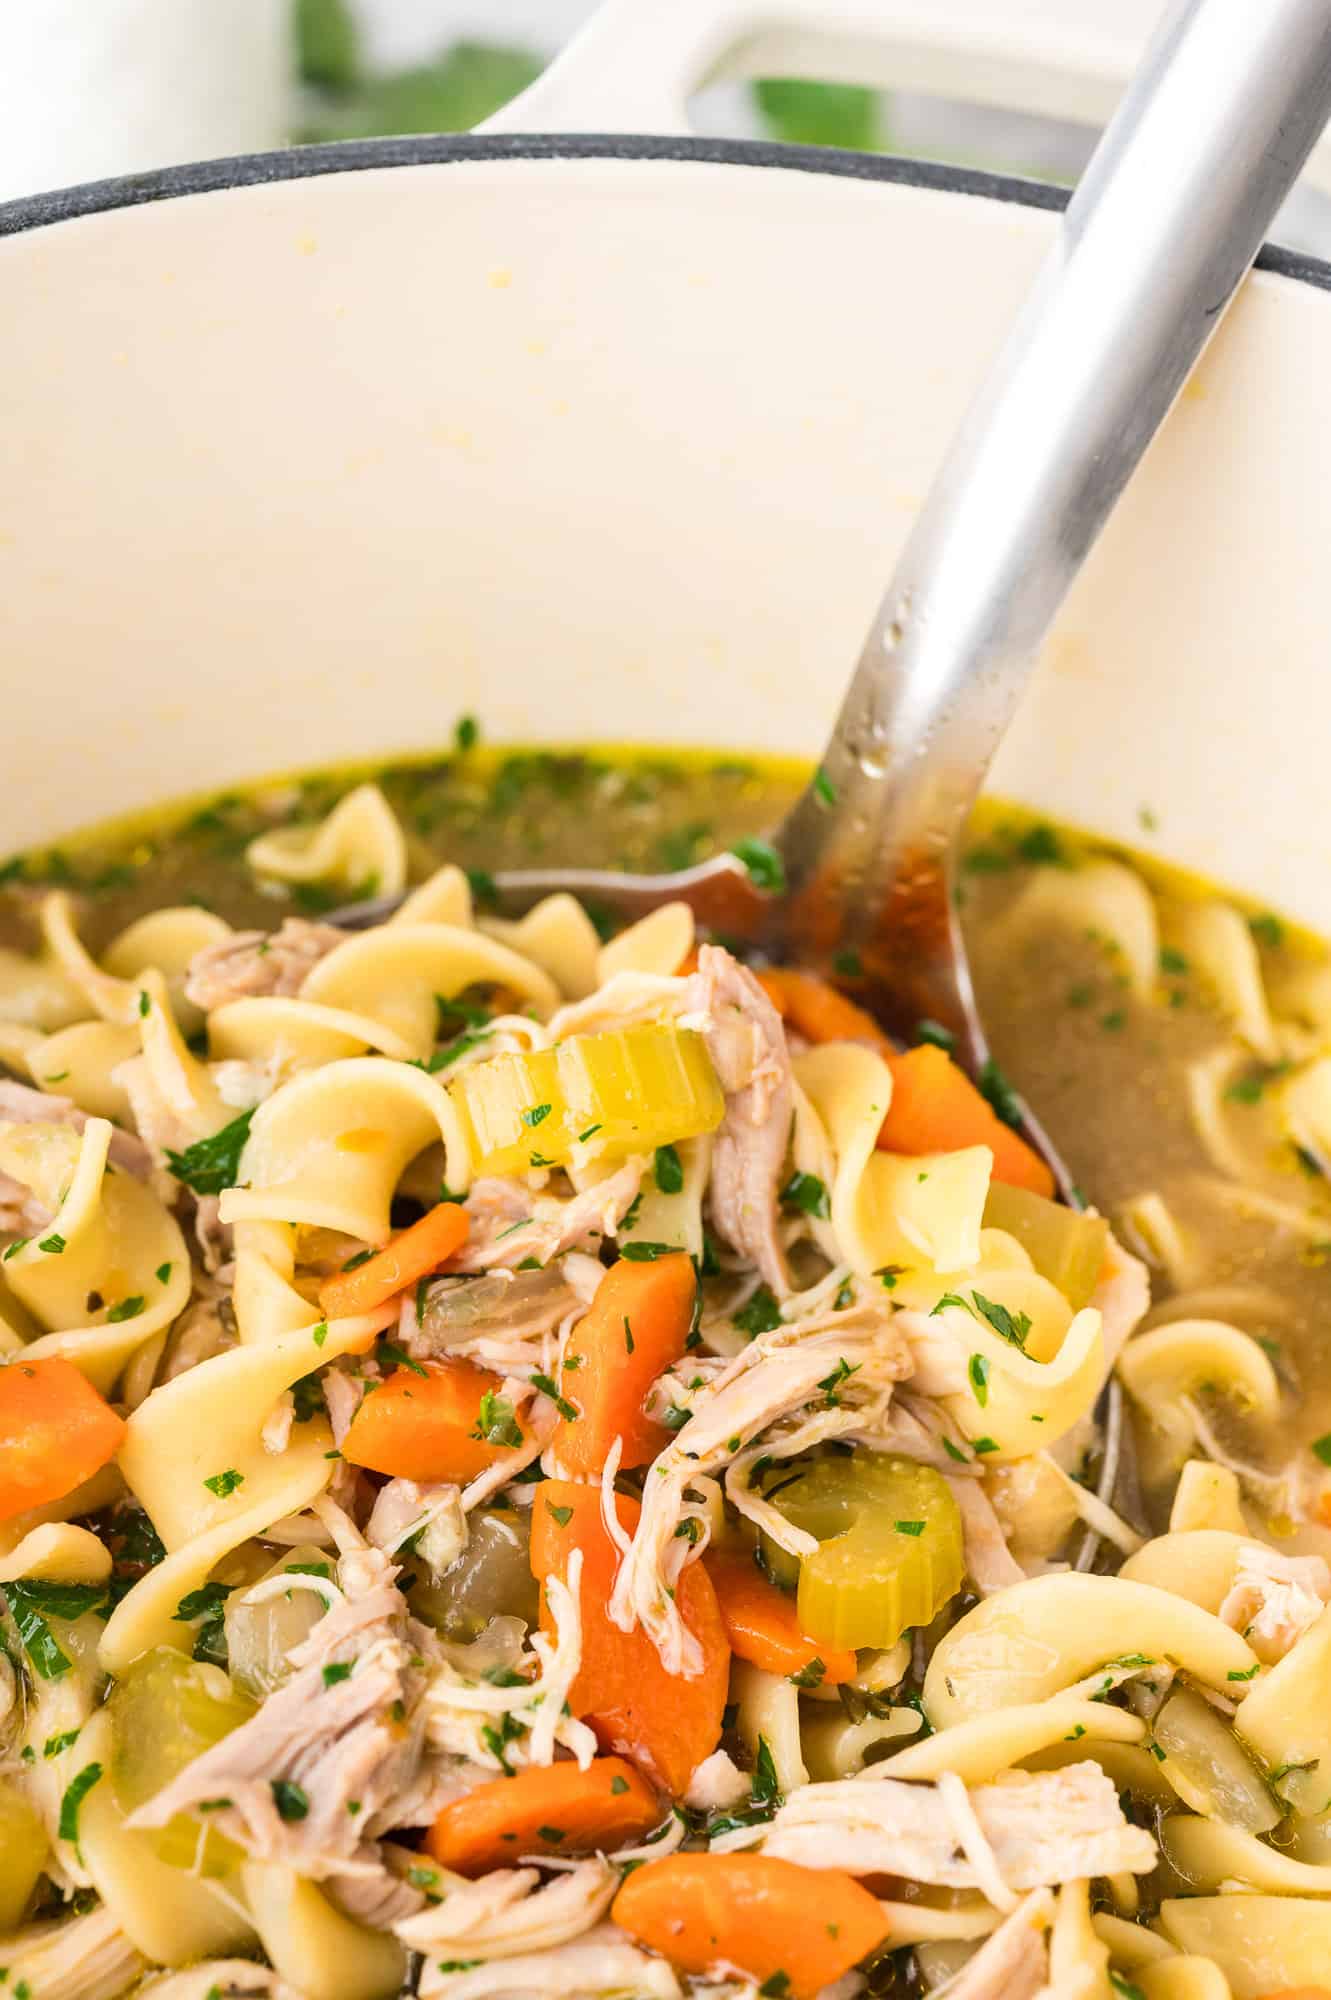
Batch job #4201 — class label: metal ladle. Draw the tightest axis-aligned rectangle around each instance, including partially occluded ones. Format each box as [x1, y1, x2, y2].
[342, 0, 1331, 1185]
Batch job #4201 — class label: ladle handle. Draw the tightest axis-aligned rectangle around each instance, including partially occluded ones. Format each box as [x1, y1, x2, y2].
[776, 0, 1331, 1044]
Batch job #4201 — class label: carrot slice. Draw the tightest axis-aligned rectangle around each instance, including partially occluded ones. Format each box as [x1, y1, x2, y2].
[341, 1355, 523, 1483]
[758, 967, 1051, 1196]
[554, 1252, 695, 1475]
[530, 1478, 729, 1795]
[705, 1546, 856, 1685]
[756, 967, 893, 1058]
[318, 1202, 468, 1319]
[613, 1852, 888, 1998]
[0, 1357, 125, 1524]
[877, 1042, 1053, 1196]
[426, 1755, 660, 1874]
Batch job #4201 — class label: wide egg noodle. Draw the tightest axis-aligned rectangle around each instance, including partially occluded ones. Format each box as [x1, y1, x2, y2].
[231, 1217, 328, 1345]
[218, 1056, 471, 1238]
[1117, 1319, 1280, 1454]
[75, 1709, 256, 1965]
[39, 892, 226, 1030]
[1234, 1602, 1331, 1815]
[245, 781, 407, 901]
[1167, 899, 1279, 1060]
[873, 1696, 1145, 1786]
[207, 996, 416, 1074]
[794, 1041, 992, 1275]
[482, 893, 604, 1000]
[801, 1704, 923, 1781]
[992, 858, 1160, 999]
[1048, 1881, 1112, 1997]
[0, 1521, 111, 1586]
[732, 1659, 807, 1794]
[301, 924, 560, 1063]
[0, 1116, 190, 1389]
[923, 1573, 1257, 1728]
[931, 1278, 1105, 1459]
[243, 1860, 406, 2000]
[1158, 1894, 1331, 1992]
[28, 1020, 141, 1121]
[100, 1309, 390, 1673]
[1163, 1811, 1331, 1896]
[616, 1133, 710, 1262]
[595, 902, 694, 986]
[0, 939, 90, 1032]
[1136, 1960, 1234, 2000]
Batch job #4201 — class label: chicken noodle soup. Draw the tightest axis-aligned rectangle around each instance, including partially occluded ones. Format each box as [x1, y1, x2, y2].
[3, 750, 1331, 1999]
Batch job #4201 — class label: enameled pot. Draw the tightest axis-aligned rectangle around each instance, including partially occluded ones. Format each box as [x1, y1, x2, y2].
[2, 0, 1330, 922]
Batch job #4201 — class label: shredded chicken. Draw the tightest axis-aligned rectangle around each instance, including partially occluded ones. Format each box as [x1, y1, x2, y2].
[160, 1291, 236, 1380]
[1219, 1540, 1331, 1663]
[129, 1544, 431, 1876]
[757, 1762, 1156, 1890]
[136, 1964, 305, 2000]
[944, 1889, 1054, 1999]
[366, 1477, 466, 1576]
[0, 1164, 52, 1234]
[946, 1473, 1028, 1596]
[183, 917, 344, 1011]
[0, 1077, 151, 1178]
[397, 1857, 617, 1961]
[683, 945, 794, 1295]
[1, 1911, 147, 2000]
[464, 1161, 644, 1272]
[421, 1925, 682, 2000]
[323, 1362, 369, 1447]
[326, 1841, 428, 1928]
[610, 1299, 911, 1674]
[684, 1749, 751, 1814]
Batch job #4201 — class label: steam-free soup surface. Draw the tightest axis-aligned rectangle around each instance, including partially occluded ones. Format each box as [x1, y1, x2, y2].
[3, 740, 1331, 2000]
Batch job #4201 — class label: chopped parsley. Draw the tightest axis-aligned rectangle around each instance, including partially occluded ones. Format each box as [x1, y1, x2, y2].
[165, 1109, 255, 1194]
[471, 1389, 523, 1450]
[37, 1233, 66, 1255]
[967, 1354, 991, 1406]
[203, 1468, 244, 1499]
[779, 1170, 830, 1219]
[894, 1520, 926, 1537]
[58, 1762, 103, 1845]
[971, 1290, 1031, 1349]
[619, 1241, 676, 1262]
[2, 1581, 106, 1680]
[454, 713, 479, 752]
[1249, 912, 1284, 949]
[531, 1370, 578, 1422]
[674, 1518, 704, 1544]
[730, 838, 786, 895]
[789, 1658, 825, 1690]
[733, 1285, 783, 1337]
[1313, 1434, 1331, 1466]
[817, 1356, 861, 1407]
[106, 1294, 145, 1323]
[155, 1260, 173, 1284]
[914, 1018, 956, 1051]
[521, 1103, 552, 1128]
[322, 1662, 353, 1687]
[379, 1340, 427, 1379]
[547, 1503, 574, 1528]
[43, 1728, 81, 1759]
[977, 1057, 1024, 1131]
[654, 1143, 684, 1194]
[271, 1779, 310, 1822]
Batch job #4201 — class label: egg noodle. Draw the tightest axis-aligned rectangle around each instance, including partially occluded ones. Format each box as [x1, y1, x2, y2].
[2, 782, 1331, 2000]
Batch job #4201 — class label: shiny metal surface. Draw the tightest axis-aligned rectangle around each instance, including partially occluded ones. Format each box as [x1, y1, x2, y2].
[337, 0, 1331, 1205]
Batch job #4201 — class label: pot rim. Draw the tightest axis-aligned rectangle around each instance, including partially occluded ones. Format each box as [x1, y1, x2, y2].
[2, 129, 1329, 294]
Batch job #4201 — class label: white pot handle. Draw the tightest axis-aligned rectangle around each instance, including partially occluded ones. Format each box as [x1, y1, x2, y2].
[483, 0, 1331, 200]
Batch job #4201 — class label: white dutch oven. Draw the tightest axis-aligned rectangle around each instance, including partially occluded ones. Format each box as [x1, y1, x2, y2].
[2, 0, 1331, 924]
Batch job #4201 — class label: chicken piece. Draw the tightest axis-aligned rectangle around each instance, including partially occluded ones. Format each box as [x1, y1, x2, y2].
[760, 1761, 1156, 1889]
[183, 918, 344, 1011]
[1219, 1539, 1331, 1663]
[683, 945, 794, 1295]
[136, 1962, 306, 2000]
[1091, 1233, 1151, 1366]
[610, 1300, 911, 1675]
[2, 1910, 147, 2000]
[366, 1477, 466, 1577]
[0, 1164, 52, 1234]
[0, 1077, 151, 1178]
[326, 1843, 428, 1928]
[946, 1474, 1028, 1596]
[464, 1161, 644, 1272]
[945, 1890, 1053, 1999]
[128, 1546, 430, 1875]
[420, 1923, 681, 2000]
[397, 1858, 617, 1961]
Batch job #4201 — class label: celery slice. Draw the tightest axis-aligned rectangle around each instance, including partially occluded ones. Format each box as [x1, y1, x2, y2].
[449, 1023, 725, 1176]
[982, 1184, 1108, 1310]
[108, 1646, 253, 1873]
[761, 1454, 964, 1651]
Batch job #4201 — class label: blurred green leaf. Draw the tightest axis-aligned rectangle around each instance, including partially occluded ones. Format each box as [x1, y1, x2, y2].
[753, 79, 882, 151]
[300, 41, 543, 142]
[296, 0, 361, 95]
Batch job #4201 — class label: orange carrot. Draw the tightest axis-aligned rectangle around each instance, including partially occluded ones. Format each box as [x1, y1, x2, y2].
[756, 967, 893, 1058]
[877, 1043, 1053, 1196]
[1255, 1992, 1331, 2000]
[530, 1479, 729, 1795]
[612, 1853, 889, 1998]
[318, 1202, 469, 1319]
[342, 1355, 523, 1483]
[758, 966, 1051, 1195]
[0, 1357, 125, 1524]
[426, 1755, 660, 1874]
[705, 1546, 856, 1684]
[554, 1253, 695, 1475]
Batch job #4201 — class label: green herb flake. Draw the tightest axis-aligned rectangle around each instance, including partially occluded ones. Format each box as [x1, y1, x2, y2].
[2, 1580, 106, 1680]
[1313, 1434, 1331, 1466]
[37, 1233, 66, 1255]
[1227, 1663, 1261, 1682]
[788, 1657, 826, 1690]
[779, 1170, 830, 1219]
[43, 1728, 81, 1759]
[379, 1340, 428, 1379]
[968, 1353, 991, 1406]
[972, 1435, 1000, 1454]
[203, 1468, 245, 1499]
[531, 1370, 578, 1422]
[322, 1662, 353, 1687]
[471, 1389, 523, 1450]
[759, 1977, 791, 2000]
[971, 1290, 1031, 1350]
[733, 1285, 783, 1337]
[1109, 1976, 1146, 2000]
[547, 1504, 574, 1528]
[623, 1315, 635, 1355]
[155, 1260, 173, 1284]
[106, 1294, 145, 1323]
[654, 1143, 684, 1195]
[271, 1779, 310, 1822]
[165, 1109, 255, 1195]
[455, 714, 480, 752]
[730, 838, 786, 894]
[813, 768, 837, 808]
[610, 1774, 630, 1795]
[894, 1520, 926, 1537]
[58, 1762, 103, 1844]
[914, 1018, 955, 1051]
[521, 1103, 552, 1129]
[1249, 912, 1284, 950]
